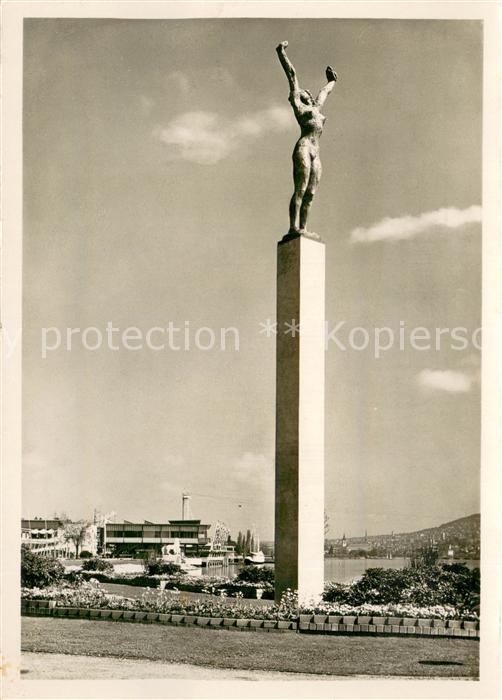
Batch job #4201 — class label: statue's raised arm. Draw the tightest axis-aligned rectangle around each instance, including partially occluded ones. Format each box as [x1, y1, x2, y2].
[316, 66, 338, 107]
[276, 42, 337, 236]
[276, 41, 298, 93]
[276, 41, 311, 123]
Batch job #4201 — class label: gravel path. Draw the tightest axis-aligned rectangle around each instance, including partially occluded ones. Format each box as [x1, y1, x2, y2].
[21, 652, 345, 680]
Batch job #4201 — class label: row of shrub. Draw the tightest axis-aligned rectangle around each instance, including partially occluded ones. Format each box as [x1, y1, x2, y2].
[21, 548, 275, 598]
[323, 565, 480, 615]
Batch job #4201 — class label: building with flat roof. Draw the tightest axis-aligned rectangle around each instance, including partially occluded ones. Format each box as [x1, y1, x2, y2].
[22, 518, 99, 558]
[21, 518, 71, 558]
[102, 519, 210, 557]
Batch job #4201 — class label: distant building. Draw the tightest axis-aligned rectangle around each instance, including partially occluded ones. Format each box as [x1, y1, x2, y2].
[21, 518, 70, 558]
[101, 519, 210, 557]
[347, 540, 374, 554]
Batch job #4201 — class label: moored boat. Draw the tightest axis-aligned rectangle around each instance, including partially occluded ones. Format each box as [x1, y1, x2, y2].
[244, 550, 265, 564]
[244, 530, 265, 564]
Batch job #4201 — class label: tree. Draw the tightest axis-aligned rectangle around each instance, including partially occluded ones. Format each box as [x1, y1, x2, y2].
[410, 544, 439, 569]
[324, 511, 330, 552]
[245, 529, 252, 556]
[236, 531, 243, 555]
[63, 520, 90, 558]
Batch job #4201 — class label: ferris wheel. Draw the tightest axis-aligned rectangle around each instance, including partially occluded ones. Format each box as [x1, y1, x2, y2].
[210, 520, 230, 551]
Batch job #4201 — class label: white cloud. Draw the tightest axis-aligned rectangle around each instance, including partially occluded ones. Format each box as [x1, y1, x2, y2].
[350, 205, 482, 244]
[155, 106, 294, 164]
[417, 369, 473, 393]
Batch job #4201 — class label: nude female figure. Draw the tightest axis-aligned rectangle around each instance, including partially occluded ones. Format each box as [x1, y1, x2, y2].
[276, 41, 337, 235]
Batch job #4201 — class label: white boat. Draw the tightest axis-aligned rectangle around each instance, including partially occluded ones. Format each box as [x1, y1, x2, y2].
[244, 550, 265, 565]
[244, 531, 265, 564]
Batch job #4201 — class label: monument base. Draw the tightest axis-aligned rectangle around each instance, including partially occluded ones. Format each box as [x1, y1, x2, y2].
[281, 230, 323, 244]
[274, 234, 325, 605]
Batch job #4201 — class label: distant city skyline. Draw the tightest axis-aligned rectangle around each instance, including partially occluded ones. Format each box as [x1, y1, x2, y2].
[23, 18, 481, 539]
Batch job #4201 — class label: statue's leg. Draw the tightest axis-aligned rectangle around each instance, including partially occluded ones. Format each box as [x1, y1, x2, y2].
[289, 146, 311, 233]
[299, 156, 322, 232]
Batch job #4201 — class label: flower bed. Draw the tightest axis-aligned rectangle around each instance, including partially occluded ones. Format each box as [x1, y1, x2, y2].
[300, 601, 479, 622]
[65, 571, 275, 599]
[21, 581, 290, 620]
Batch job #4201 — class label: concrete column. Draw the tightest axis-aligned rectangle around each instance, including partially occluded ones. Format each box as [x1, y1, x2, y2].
[275, 233, 325, 604]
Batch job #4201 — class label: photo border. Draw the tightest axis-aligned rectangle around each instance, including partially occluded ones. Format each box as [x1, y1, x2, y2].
[2, 2, 500, 698]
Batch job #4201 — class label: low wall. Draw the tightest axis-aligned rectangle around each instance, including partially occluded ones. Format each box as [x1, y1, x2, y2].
[21, 600, 479, 638]
[298, 613, 479, 638]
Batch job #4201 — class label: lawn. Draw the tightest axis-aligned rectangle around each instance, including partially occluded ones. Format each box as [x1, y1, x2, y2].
[22, 617, 479, 678]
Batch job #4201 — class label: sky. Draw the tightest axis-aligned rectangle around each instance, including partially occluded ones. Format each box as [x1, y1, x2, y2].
[22, 18, 482, 540]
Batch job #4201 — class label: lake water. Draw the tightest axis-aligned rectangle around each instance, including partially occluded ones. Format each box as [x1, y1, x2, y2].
[200, 558, 408, 583]
[199, 557, 480, 584]
[66, 557, 479, 583]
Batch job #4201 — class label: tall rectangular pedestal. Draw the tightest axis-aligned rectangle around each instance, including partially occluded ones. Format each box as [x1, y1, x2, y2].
[275, 234, 325, 604]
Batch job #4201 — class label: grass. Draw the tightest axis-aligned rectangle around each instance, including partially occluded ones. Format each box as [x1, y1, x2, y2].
[22, 617, 479, 678]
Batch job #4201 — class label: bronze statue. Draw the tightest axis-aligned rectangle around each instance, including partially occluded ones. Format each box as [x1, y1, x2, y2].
[276, 41, 337, 236]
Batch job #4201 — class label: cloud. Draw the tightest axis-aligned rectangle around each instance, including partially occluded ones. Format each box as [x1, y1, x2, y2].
[417, 369, 473, 393]
[350, 205, 482, 244]
[155, 106, 294, 164]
